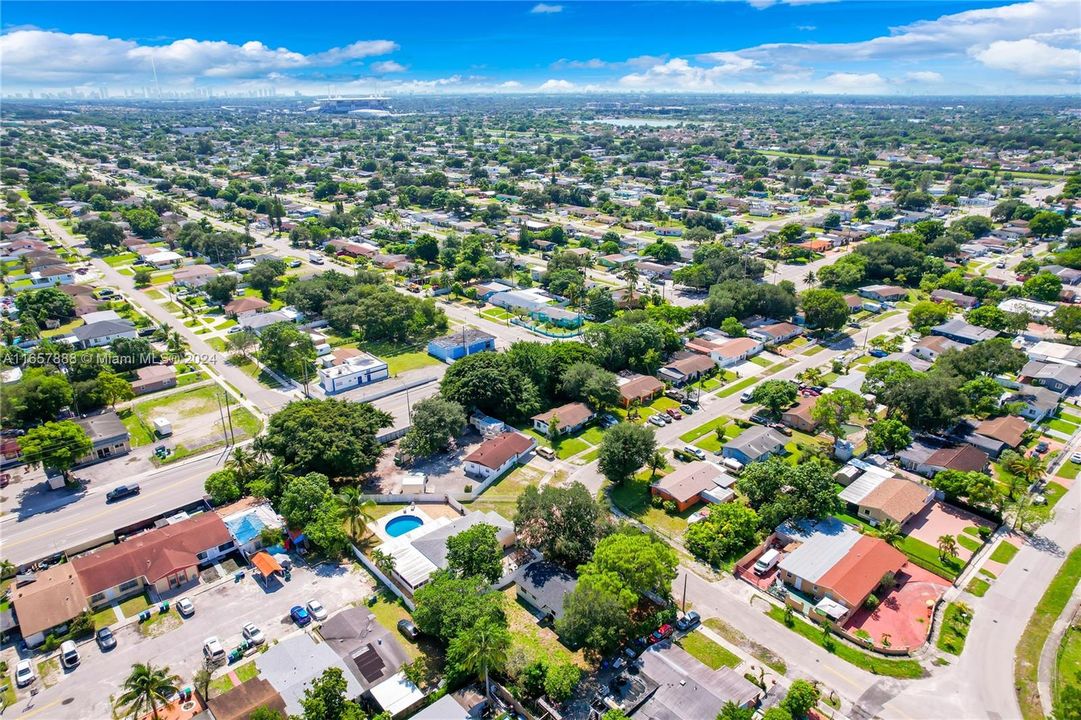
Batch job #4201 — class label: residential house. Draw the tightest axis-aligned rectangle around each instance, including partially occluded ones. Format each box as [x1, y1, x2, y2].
[1019, 360, 1081, 396]
[72, 513, 235, 609]
[930, 289, 978, 309]
[130, 365, 177, 396]
[532, 402, 595, 436]
[320, 608, 411, 697]
[224, 296, 270, 319]
[1028, 341, 1081, 367]
[776, 518, 907, 619]
[172, 264, 218, 288]
[973, 415, 1030, 450]
[71, 317, 137, 348]
[651, 461, 735, 511]
[781, 396, 819, 434]
[748, 322, 802, 346]
[427, 328, 496, 362]
[515, 561, 578, 624]
[722, 426, 787, 465]
[29, 265, 75, 287]
[686, 335, 764, 368]
[1006, 385, 1060, 422]
[219, 500, 285, 556]
[74, 410, 131, 464]
[11, 564, 90, 648]
[318, 352, 389, 394]
[206, 678, 289, 720]
[256, 634, 369, 718]
[658, 354, 716, 386]
[931, 318, 998, 345]
[900, 443, 990, 478]
[855, 477, 933, 526]
[618, 373, 664, 408]
[911, 335, 965, 362]
[859, 285, 909, 303]
[463, 432, 536, 479]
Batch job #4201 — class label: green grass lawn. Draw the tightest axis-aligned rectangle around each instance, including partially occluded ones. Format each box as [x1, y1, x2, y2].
[0, 679, 15, 709]
[1055, 462, 1080, 480]
[703, 618, 786, 673]
[579, 425, 606, 446]
[936, 603, 973, 656]
[578, 447, 601, 463]
[102, 252, 137, 267]
[1054, 624, 1081, 719]
[229, 407, 264, 440]
[1042, 482, 1068, 509]
[119, 592, 151, 617]
[1016, 546, 1081, 720]
[966, 577, 991, 597]
[717, 375, 757, 398]
[504, 588, 586, 669]
[134, 384, 221, 419]
[895, 535, 963, 581]
[989, 541, 1020, 565]
[608, 475, 694, 538]
[957, 533, 982, 553]
[481, 307, 512, 320]
[803, 344, 826, 356]
[91, 605, 117, 630]
[677, 631, 741, 669]
[40, 318, 83, 338]
[1044, 418, 1079, 435]
[552, 436, 590, 459]
[119, 408, 156, 447]
[680, 416, 729, 443]
[466, 465, 544, 519]
[360, 340, 440, 376]
[235, 659, 258, 682]
[766, 606, 925, 678]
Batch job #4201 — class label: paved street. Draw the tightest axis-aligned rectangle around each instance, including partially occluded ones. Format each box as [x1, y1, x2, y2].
[8, 561, 373, 720]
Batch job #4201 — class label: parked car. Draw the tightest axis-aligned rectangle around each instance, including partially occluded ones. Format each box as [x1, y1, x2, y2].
[600, 414, 619, 428]
[868, 348, 889, 358]
[290, 605, 312, 626]
[769, 423, 793, 437]
[684, 446, 706, 461]
[666, 408, 683, 420]
[648, 415, 666, 427]
[96, 627, 117, 651]
[176, 597, 195, 617]
[847, 321, 861, 329]
[679, 404, 694, 415]
[754, 548, 781, 575]
[397, 619, 420, 640]
[15, 660, 35, 687]
[649, 624, 674, 644]
[1071, 452, 1081, 464]
[242, 623, 265, 645]
[665, 389, 685, 401]
[288, 259, 302, 268]
[1035, 441, 1049, 454]
[739, 390, 754, 403]
[203, 637, 226, 664]
[675, 611, 701, 631]
[306, 600, 328, 622]
[60, 640, 80, 668]
[105, 484, 141, 502]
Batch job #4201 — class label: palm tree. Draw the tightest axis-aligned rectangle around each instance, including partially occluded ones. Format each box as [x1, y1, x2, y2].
[1005, 453, 1046, 496]
[250, 435, 272, 464]
[804, 270, 817, 287]
[648, 451, 667, 480]
[450, 617, 510, 707]
[875, 520, 902, 546]
[938, 534, 958, 560]
[226, 446, 260, 485]
[113, 662, 181, 720]
[620, 264, 640, 298]
[336, 486, 377, 540]
[257, 457, 291, 499]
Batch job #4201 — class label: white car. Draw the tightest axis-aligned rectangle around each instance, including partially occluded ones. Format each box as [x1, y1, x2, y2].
[306, 600, 328, 622]
[1071, 452, 1081, 464]
[176, 597, 195, 617]
[242, 622, 265, 645]
[15, 660, 35, 687]
[648, 415, 666, 427]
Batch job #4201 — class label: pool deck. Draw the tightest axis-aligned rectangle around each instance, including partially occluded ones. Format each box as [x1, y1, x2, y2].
[371, 506, 434, 542]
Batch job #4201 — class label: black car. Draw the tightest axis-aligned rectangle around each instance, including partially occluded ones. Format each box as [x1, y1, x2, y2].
[96, 627, 117, 651]
[106, 484, 141, 502]
[397, 619, 420, 640]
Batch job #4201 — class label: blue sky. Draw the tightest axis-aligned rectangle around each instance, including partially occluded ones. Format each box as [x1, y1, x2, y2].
[2, 1, 1078, 95]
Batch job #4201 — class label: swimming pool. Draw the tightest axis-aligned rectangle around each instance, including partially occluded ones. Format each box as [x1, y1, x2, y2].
[385, 514, 424, 537]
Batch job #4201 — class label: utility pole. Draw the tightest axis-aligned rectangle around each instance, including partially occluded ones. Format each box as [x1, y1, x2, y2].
[222, 391, 236, 445]
[215, 392, 228, 445]
[681, 573, 688, 614]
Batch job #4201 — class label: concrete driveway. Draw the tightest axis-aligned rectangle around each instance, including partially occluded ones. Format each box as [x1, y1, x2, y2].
[8, 560, 374, 720]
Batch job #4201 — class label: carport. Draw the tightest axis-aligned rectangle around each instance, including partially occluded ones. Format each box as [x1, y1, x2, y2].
[251, 551, 284, 585]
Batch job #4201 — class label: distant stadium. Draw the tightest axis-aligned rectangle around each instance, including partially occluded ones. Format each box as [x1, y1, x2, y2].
[307, 96, 391, 116]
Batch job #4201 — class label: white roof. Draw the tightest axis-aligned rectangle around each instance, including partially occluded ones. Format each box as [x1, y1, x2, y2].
[369, 671, 425, 715]
[146, 250, 182, 263]
[838, 465, 893, 505]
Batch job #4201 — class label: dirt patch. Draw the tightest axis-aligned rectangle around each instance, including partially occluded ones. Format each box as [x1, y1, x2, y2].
[138, 609, 182, 638]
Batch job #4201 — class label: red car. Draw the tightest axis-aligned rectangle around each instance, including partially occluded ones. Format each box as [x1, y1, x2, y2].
[649, 624, 674, 644]
[665, 408, 683, 420]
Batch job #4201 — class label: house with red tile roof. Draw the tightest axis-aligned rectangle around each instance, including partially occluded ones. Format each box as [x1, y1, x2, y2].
[463, 432, 536, 479]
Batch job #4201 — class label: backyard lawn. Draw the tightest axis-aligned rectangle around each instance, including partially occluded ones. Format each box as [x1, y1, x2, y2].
[677, 631, 741, 670]
[358, 340, 441, 376]
[504, 587, 587, 669]
[465, 465, 544, 519]
[608, 472, 694, 538]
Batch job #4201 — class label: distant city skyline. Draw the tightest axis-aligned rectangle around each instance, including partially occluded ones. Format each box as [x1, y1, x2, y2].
[1, 0, 1079, 97]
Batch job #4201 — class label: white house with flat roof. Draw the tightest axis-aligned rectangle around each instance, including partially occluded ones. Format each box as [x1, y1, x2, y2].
[318, 352, 389, 394]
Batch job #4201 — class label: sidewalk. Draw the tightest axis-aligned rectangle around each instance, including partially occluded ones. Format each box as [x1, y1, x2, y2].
[1037, 582, 1081, 716]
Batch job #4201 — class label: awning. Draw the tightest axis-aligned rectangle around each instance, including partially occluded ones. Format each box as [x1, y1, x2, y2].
[814, 597, 848, 620]
[251, 551, 283, 577]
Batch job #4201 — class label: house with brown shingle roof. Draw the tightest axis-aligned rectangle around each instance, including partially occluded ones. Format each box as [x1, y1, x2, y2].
[224, 296, 270, 318]
[71, 513, 234, 609]
[781, 396, 819, 434]
[532, 402, 595, 436]
[463, 432, 536, 479]
[618, 373, 664, 408]
[923, 444, 989, 475]
[659, 354, 716, 386]
[11, 564, 89, 648]
[651, 461, 734, 512]
[973, 415, 1029, 449]
[856, 477, 933, 526]
[207, 678, 288, 720]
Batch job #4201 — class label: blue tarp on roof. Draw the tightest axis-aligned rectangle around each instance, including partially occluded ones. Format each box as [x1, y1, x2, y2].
[225, 513, 266, 545]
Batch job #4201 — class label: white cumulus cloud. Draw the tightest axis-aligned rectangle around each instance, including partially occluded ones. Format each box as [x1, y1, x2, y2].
[530, 3, 563, 13]
[369, 60, 407, 74]
[970, 38, 1081, 77]
[538, 78, 575, 91]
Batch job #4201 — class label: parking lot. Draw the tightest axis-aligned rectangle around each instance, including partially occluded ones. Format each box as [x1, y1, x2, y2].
[7, 560, 373, 720]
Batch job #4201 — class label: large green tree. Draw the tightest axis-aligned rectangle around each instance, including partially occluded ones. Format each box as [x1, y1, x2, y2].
[515, 482, 607, 569]
[412, 571, 505, 643]
[257, 322, 316, 379]
[684, 503, 761, 566]
[264, 399, 392, 479]
[446, 523, 504, 585]
[598, 422, 657, 484]
[19, 420, 92, 480]
[810, 389, 865, 443]
[737, 458, 838, 530]
[751, 380, 798, 420]
[440, 352, 540, 422]
[399, 396, 466, 460]
[800, 288, 849, 330]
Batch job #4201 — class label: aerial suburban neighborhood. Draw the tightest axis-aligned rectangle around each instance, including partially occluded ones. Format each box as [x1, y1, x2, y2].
[0, 3, 1079, 720]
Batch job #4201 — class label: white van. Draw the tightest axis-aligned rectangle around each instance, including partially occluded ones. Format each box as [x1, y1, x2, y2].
[308, 252, 325, 265]
[153, 417, 172, 437]
[536, 446, 556, 461]
[722, 457, 744, 475]
[60, 640, 80, 668]
[203, 636, 226, 664]
[753, 549, 781, 576]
